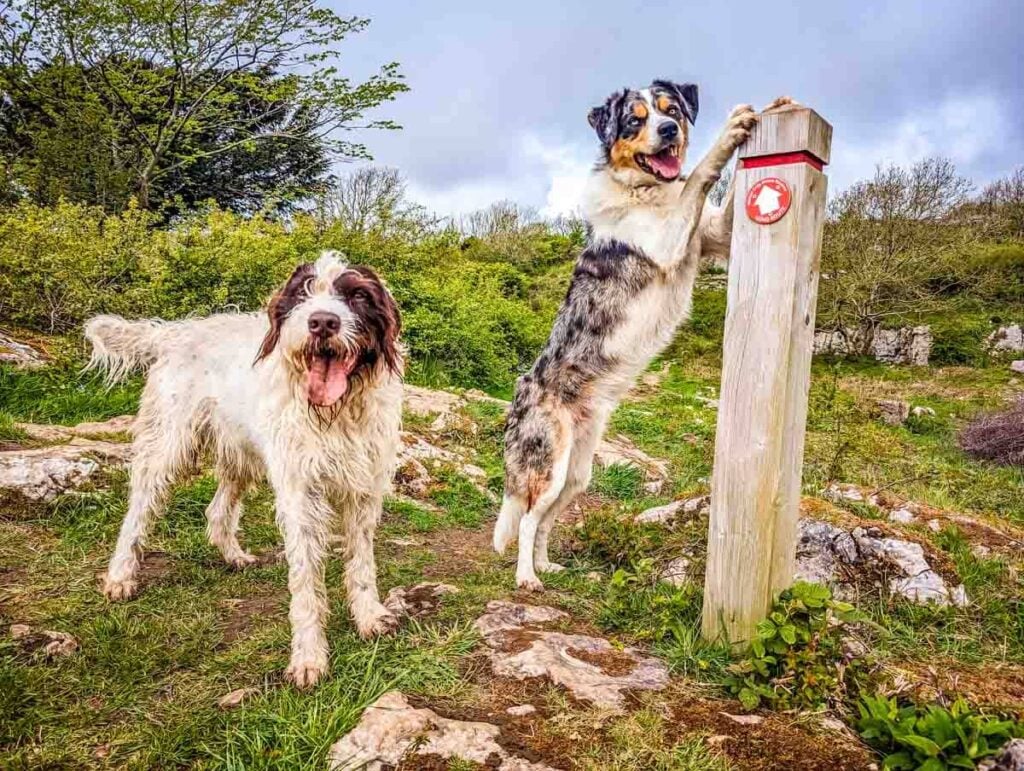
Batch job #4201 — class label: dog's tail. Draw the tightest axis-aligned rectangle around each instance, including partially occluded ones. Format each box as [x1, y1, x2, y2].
[493, 492, 528, 554]
[84, 315, 165, 384]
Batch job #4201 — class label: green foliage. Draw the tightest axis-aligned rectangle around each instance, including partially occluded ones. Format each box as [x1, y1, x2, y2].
[0, 361, 141, 424]
[725, 582, 864, 711]
[0, 201, 570, 390]
[1, 0, 407, 212]
[856, 695, 1021, 770]
[928, 312, 992, 366]
[576, 510, 664, 569]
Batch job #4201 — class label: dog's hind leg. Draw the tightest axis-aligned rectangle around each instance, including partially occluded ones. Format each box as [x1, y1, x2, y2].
[205, 476, 255, 569]
[516, 432, 572, 592]
[533, 412, 605, 574]
[103, 404, 196, 600]
[342, 491, 399, 639]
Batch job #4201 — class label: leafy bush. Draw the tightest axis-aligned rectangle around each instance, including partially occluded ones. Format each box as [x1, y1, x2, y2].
[0, 201, 572, 392]
[856, 695, 1021, 770]
[725, 581, 864, 711]
[928, 312, 992, 366]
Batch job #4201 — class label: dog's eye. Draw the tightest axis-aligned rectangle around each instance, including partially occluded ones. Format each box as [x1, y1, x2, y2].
[666, 105, 680, 117]
[351, 289, 369, 302]
[627, 115, 643, 127]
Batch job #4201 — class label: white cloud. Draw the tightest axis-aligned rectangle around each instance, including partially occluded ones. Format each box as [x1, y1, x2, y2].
[402, 132, 595, 220]
[520, 133, 594, 218]
[829, 93, 1006, 191]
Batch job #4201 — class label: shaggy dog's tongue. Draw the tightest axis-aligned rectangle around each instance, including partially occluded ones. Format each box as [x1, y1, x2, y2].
[307, 353, 356, 406]
[648, 149, 681, 179]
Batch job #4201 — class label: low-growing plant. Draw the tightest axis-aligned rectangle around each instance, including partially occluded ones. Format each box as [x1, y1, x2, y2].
[575, 510, 664, 569]
[856, 694, 1022, 770]
[725, 581, 865, 711]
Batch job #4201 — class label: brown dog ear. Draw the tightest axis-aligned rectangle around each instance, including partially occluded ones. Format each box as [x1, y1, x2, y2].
[254, 263, 315, 363]
[342, 265, 403, 376]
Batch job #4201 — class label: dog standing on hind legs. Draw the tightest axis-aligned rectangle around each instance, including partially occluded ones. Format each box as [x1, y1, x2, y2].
[86, 251, 404, 688]
[493, 81, 793, 591]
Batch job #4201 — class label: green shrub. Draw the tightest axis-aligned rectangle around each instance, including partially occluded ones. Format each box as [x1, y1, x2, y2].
[575, 509, 664, 569]
[856, 694, 1022, 770]
[928, 313, 992, 366]
[724, 581, 865, 711]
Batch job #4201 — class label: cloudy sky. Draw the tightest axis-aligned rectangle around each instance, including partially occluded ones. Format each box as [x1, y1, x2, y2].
[334, 0, 1022, 218]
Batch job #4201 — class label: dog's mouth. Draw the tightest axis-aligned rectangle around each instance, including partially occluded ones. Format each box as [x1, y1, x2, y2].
[635, 144, 681, 181]
[305, 345, 359, 407]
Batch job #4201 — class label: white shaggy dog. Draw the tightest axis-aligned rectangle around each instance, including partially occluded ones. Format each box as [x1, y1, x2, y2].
[85, 251, 403, 688]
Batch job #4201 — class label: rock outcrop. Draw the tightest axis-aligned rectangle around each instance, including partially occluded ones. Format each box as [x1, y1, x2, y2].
[328, 691, 558, 771]
[473, 601, 669, 711]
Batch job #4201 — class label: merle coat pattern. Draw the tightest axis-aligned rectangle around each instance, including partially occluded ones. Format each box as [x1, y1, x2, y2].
[495, 82, 793, 590]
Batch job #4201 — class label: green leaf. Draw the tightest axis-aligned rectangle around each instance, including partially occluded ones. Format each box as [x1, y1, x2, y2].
[779, 624, 798, 645]
[738, 688, 760, 711]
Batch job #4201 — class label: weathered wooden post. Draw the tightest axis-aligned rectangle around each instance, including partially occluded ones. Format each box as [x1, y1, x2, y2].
[701, 104, 832, 646]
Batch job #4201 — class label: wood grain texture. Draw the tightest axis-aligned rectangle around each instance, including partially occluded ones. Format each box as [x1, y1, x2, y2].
[738, 105, 832, 164]
[701, 108, 831, 647]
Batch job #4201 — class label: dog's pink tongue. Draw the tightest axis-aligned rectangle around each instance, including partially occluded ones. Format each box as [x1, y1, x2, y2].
[307, 355, 351, 406]
[649, 151, 681, 179]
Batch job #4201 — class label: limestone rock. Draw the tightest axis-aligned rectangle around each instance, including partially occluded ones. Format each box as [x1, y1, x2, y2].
[506, 704, 536, 717]
[876, 399, 910, 426]
[795, 519, 968, 607]
[1, 446, 100, 502]
[659, 557, 691, 587]
[635, 494, 709, 525]
[0, 332, 45, 368]
[910, 406, 936, 418]
[328, 691, 558, 771]
[988, 325, 1024, 354]
[594, 434, 669, 494]
[980, 739, 1024, 771]
[383, 582, 457, 618]
[474, 601, 668, 711]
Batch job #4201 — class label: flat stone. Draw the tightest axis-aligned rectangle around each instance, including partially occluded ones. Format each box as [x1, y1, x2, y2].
[217, 688, 257, 709]
[0, 446, 101, 502]
[506, 704, 536, 717]
[910, 406, 936, 418]
[0, 332, 45, 368]
[1011, 361, 1024, 375]
[876, 399, 910, 426]
[383, 583, 458, 618]
[634, 494, 709, 526]
[720, 712, 764, 726]
[328, 691, 558, 771]
[9, 624, 31, 639]
[888, 506, 917, 524]
[474, 601, 668, 711]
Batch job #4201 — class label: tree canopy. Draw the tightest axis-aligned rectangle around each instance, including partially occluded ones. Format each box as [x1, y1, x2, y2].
[0, 0, 407, 213]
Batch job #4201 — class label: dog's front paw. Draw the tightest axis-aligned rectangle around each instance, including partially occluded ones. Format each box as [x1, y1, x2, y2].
[762, 95, 796, 113]
[225, 551, 258, 570]
[102, 575, 137, 601]
[723, 103, 758, 149]
[516, 574, 546, 592]
[285, 655, 328, 689]
[355, 606, 401, 639]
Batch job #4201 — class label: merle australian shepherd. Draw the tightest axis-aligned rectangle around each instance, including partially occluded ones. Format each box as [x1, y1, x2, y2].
[494, 81, 792, 590]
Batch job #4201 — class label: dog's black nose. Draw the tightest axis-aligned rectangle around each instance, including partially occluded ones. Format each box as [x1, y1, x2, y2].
[658, 121, 679, 140]
[308, 311, 341, 337]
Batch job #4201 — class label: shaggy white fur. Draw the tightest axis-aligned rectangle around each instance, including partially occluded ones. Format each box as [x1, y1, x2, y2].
[85, 251, 403, 688]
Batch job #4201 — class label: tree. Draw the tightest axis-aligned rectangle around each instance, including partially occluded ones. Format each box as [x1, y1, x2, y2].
[817, 158, 980, 347]
[315, 166, 431, 238]
[0, 62, 333, 213]
[0, 0, 407, 210]
[978, 167, 1024, 241]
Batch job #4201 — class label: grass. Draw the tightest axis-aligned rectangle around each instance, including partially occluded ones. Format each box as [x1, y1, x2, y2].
[2, 315, 1024, 767]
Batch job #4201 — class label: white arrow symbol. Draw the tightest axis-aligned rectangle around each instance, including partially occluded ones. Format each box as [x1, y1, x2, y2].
[754, 185, 783, 215]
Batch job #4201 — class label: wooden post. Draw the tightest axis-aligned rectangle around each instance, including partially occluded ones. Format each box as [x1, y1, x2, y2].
[701, 105, 832, 646]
